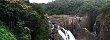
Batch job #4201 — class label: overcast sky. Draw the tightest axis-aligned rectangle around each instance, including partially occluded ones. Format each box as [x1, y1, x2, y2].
[29, 0, 54, 3]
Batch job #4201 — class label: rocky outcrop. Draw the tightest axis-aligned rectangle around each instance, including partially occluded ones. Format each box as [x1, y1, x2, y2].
[48, 15, 95, 40]
[96, 13, 110, 40]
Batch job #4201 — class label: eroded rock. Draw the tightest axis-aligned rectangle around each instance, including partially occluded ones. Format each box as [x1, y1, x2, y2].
[48, 15, 95, 40]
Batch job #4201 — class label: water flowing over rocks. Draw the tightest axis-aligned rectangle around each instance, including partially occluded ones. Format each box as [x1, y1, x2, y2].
[48, 15, 96, 40]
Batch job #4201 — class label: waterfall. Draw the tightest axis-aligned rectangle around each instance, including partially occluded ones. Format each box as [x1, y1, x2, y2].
[58, 26, 75, 40]
[93, 21, 96, 34]
[48, 18, 76, 40]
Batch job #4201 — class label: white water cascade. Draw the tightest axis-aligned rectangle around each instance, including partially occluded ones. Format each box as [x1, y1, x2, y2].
[48, 16, 76, 40]
[58, 27, 76, 40]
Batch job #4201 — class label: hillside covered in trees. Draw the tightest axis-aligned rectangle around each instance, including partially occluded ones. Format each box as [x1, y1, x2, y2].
[44, 0, 110, 15]
[0, 0, 49, 40]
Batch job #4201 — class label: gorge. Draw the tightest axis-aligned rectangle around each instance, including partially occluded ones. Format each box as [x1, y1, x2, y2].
[48, 14, 108, 40]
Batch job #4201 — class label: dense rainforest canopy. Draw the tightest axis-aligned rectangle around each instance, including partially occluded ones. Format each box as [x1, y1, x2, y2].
[44, 0, 110, 16]
[0, 0, 49, 40]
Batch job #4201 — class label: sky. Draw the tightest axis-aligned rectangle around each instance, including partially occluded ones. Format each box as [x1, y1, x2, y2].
[29, 0, 54, 3]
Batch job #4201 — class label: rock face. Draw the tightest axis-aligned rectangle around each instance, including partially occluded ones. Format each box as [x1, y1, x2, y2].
[96, 13, 110, 40]
[48, 15, 95, 40]
[48, 13, 110, 40]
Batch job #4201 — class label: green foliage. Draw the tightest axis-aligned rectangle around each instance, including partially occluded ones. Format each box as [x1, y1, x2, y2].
[45, 0, 84, 15]
[20, 27, 31, 40]
[16, 20, 25, 27]
[0, 0, 49, 40]
[45, 0, 110, 16]
[0, 21, 17, 40]
[36, 16, 49, 40]
[16, 20, 31, 40]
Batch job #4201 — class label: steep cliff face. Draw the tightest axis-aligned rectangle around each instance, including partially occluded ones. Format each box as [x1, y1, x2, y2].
[96, 13, 110, 40]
